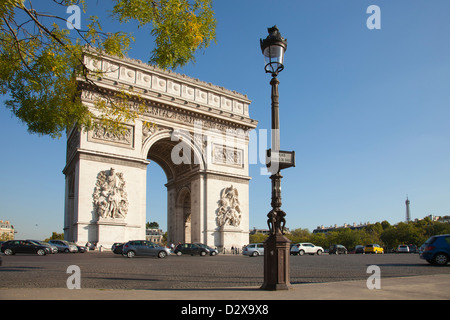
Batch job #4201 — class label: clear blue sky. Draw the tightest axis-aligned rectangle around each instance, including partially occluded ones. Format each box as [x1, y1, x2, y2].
[1, 0, 450, 240]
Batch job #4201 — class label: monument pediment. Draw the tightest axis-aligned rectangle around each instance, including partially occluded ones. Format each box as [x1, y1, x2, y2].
[80, 49, 257, 131]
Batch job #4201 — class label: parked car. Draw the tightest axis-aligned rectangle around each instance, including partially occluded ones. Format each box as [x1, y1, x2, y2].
[48, 240, 78, 253]
[195, 243, 218, 256]
[364, 244, 384, 254]
[242, 243, 264, 257]
[408, 244, 418, 253]
[396, 244, 409, 253]
[329, 244, 348, 254]
[73, 243, 88, 253]
[123, 240, 170, 258]
[27, 240, 58, 254]
[354, 245, 365, 254]
[420, 234, 450, 265]
[174, 243, 210, 256]
[290, 243, 324, 256]
[111, 242, 124, 254]
[1, 240, 50, 256]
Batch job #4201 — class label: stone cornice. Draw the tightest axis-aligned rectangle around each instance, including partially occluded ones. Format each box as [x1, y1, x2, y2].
[79, 49, 258, 130]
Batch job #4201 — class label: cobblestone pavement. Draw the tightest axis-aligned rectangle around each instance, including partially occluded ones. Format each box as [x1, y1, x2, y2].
[1, 252, 449, 290]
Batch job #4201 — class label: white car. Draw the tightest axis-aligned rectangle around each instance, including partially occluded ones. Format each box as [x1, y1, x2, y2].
[397, 244, 410, 253]
[290, 243, 324, 256]
[242, 243, 264, 257]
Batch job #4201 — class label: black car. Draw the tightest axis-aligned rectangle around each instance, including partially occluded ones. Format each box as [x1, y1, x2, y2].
[1, 240, 50, 256]
[329, 244, 348, 254]
[111, 242, 124, 254]
[174, 243, 210, 256]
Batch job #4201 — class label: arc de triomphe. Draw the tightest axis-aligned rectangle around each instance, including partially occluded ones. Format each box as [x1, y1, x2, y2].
[62, 51, 257, 249]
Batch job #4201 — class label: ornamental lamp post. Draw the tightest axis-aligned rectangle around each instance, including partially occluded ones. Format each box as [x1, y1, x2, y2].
[260, 26, 295, 291]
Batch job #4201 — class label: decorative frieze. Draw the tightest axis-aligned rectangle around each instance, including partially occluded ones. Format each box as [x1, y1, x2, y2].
[212, 144, 243, 168]
[88, 124, 134, 148]
[82, 52, 252, 118]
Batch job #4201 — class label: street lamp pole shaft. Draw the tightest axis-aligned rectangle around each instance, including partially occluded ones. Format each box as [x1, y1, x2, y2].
[270, 77, 282, 214]
[261, 76, 291, 291]
[271, 76, 280, 152]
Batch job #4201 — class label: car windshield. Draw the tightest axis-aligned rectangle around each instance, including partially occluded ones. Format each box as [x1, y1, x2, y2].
[424, 236, 437, 245]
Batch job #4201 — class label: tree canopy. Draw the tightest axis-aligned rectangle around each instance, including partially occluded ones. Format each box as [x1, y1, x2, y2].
[0, 0, 216, 138]
[250, 219, 450, 252]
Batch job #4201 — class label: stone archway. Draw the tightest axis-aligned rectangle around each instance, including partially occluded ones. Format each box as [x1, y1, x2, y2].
[63, 50, 257, 249]
[179, 188, 191, 243]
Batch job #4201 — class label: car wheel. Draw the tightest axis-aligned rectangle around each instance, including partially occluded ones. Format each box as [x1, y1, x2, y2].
[298, 250, 305, 256]
[157, 251, 167, 259]
[4, 249, 13, 256]
[317, 249, 323, 255]
[251, 251, 259, 257]
[127, 251, 135, 258]
[64, 248, 69, 253]
[433, 253, 449, 266]
[37, 249, 46, 256]
[176, 251, 182, 256]
[200, 251, 206, 256]
[211, 251, 216, 256]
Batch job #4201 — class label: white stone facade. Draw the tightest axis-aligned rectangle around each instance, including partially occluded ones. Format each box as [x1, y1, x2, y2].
[63, 50, 257, 249]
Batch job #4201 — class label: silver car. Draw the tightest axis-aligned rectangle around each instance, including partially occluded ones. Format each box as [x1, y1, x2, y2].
[242, 243, 264, 257]
[48, 240, 78, 253]
[123, 240, 170, 258]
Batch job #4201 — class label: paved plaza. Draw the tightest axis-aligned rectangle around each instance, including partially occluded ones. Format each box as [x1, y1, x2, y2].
[1, 251, 449, 301]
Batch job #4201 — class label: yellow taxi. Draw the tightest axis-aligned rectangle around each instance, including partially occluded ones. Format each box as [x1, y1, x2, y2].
[364, 244, 384, 254]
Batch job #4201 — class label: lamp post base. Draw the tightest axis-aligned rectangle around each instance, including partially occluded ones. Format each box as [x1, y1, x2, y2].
[260, 232, 292, 291]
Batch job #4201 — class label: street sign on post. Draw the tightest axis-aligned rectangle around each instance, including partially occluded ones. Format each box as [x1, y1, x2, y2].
[266, 149, 295, 171]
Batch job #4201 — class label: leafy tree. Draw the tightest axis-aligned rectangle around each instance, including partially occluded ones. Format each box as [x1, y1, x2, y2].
[249, 232, 268, 244]
[0, 0, 216, 138]
[45, 232, 64, 241]
[286, 228, 310, 243]
[146, 221, 159, 229]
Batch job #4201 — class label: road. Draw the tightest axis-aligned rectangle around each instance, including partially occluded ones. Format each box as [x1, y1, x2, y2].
[0, 252, 449, 290]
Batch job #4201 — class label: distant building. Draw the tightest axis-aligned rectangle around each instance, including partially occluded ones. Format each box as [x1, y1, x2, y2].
[313, 222, 369, 234]
[415, 215, 450, 224]
[0, 220, 15, 240]
[250, 228, 270, 235]
[146, 228, 164, 244]
[250, 227, 290, 235]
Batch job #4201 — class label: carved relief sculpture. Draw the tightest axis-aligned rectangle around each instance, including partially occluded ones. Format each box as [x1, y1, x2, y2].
[216, 185, 242, 227]
[93, 168, 129, 219]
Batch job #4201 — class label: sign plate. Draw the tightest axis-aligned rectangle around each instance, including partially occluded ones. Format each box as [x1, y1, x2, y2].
[266, 149, 295, 170]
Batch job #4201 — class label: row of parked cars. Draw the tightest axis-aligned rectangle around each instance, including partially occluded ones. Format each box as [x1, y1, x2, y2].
[243, 242, 328, 257]
[243, 242, 425, 256]
[111, 241, 219, 258]
[0, 239, 87, 256]
[242, 235, 450, 265]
